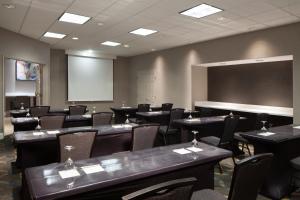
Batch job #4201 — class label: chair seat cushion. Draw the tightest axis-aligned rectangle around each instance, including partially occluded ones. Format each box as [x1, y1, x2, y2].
[200, 136, 220, 146]
[234, 132, 249, 143]
[192, 189, 226, 200]
[159, 126, 179, 135]
[291, 157, 300, 170]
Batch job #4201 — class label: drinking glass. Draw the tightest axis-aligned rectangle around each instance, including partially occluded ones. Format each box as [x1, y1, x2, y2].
[188, 110, 193, 119]
[125, 114, 130, 124]
[261, 121, 267, 131]
[36, 118, 41, 130]
[20, 102, 24, 110]
[191, 130, 199, 146]
[26, 111, 30, 117]
[64, 145, 75, 169]
[92, 106, 96, 113]
[121, 101, 125, 108]
[229, 111, 234, 116]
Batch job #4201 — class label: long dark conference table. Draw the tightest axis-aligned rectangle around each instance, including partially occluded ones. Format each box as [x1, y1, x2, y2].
[14, 124, 137, 169]
[23, 142, 232, 200]
[241, 125, 300, 199]
[11, 115, 92, 132]
[10, 108, 71, 118]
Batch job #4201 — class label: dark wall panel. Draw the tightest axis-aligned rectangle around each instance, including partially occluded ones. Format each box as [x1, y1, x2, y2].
[207, 61, 293, 107]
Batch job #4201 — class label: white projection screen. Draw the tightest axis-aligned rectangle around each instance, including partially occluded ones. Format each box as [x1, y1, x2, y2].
[68, 55, 113, 101]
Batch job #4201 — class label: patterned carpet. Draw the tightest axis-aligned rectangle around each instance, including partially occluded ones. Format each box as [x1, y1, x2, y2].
[0, 136, 276, 200]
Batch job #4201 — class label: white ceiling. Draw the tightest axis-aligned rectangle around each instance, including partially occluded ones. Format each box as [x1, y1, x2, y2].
[0, 0, 300, 57]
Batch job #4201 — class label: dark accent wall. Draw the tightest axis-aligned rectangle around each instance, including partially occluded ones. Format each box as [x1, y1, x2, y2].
[208, 61, 293, 107]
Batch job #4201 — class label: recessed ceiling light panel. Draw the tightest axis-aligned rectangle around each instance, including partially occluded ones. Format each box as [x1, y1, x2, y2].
[180, 4, 223, 19]
[101, 41, 121, 47]
[43, 32, 66, 39]
[2, 3, 16, 9]
[72, 37, 79, 40]
[130, 28, 157, 36]
[59, 13, 90, 24]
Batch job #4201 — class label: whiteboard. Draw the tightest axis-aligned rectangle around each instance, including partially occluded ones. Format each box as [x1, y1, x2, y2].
[68, 56, 113, 101]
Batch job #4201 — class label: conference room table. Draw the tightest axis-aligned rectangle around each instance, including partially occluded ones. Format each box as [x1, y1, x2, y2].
[136, 110, 200, 125]
[173, 116, 233, 142]
[14, 123, 138, 169]
[240, 125, 300, 200]
[11, 114, 92, 132]
[10, 108, 71, 118]
[111, 106, 162, 124]
[23, 142, 232, 200]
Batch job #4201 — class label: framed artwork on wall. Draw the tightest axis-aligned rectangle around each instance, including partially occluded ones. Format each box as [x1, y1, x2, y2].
[16, 60, 39, 81]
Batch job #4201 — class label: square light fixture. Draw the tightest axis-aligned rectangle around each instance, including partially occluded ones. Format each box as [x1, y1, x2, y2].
[59, 12, 90, 24]
[180, 4, 223, 19]
[130, 28, 157, 36]
[43, 32, 66, 39]
[101, 41, 121, 47]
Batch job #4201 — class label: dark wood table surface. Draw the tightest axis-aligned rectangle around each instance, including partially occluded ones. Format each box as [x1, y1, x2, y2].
[24, 142, 231, 200]
[10, 108, 71, 118]
[241, 125, 299, 199]
[14, 124, 138, 169]
[11, 115, 92, 132]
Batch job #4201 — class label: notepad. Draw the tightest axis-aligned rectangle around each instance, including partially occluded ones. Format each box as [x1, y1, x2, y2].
[258, 132, 276, 137]
[121, 106, 132, 108]
[123, 124, 132, 128]
[33, 132, 44, 136]
[173, 148, 191, 155]
[47, 130, 60, 135]
[81, 164, 104, 174]
[186, 146, 203, 152]
[82, 114, 91, 118]
[294, 126, 300, 129]
[186, 119, 201, 122]
[112, 125, 123, 129]
[58, 169, 80, 179]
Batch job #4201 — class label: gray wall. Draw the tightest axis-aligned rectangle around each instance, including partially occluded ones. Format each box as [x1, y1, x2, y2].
[208, 61, 293, 107]
[4, 58, 36, 96]
[0, 27, 50, 133]
[50, 49, 130, 111]
[129, 22, 300, 123]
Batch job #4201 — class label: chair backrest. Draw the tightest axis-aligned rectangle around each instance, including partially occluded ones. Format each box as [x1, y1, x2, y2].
[92, 112, 113, 126]
[138, 104, 150, 112]
[122, 177, 197, 200]
[29, 106, 50, 117]
[69, 105, 87, 115]
[255, 113, 269, 130]
[228, 153, 273, 200]
[219, 115, 240, 147]
[40, 115, 65, 130]
[161, 103, 173, 111]
[58, 131, 97, 162]
[169, 108, 185, 128]
[132, 124, 159, 151]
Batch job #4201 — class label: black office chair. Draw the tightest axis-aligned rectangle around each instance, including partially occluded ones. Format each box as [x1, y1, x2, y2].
[29, 106, 50, 117]
[290, 157, 300, 188]
[69, 105, 87, 115]
[129, 104, 151, 124]
[159, 108, 184, 145]
[58, 130, 97, 162]
[234, 113, 269, 156]
[122, 177, 197, 200]
[161, 103, 173, 111]
[193, 153, 273, 200]
[201, 115, 240, 171]
[92, 112, 113, 126]
[131, 124, 159, 151]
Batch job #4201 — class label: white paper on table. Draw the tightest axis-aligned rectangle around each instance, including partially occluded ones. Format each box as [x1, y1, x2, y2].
[33, 132, 45, 136]
[64, 108, 69, 111]
[123, 124, 132, 128]
[173, 148, 191, 155]
[58, 169, 80, 179]
[294, 126, 300, 129]
[81, 164, 104, 174]
[47, 130, 60, 135]
[121, 107, 132, 109]
[186, 118, 201, 122]
[258, 132, 276, 137]
[186, 146, 203, 152]
[112, 125, 123, 128]
[82, 114, 91, 118]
